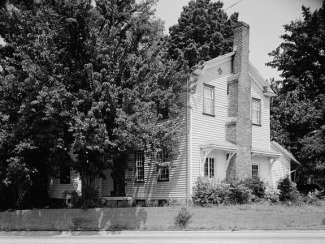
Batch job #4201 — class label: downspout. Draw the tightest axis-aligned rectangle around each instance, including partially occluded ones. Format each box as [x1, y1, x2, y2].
[185, 77, 189, 207]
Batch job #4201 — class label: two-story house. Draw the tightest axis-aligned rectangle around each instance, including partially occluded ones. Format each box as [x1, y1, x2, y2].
[49, 22, 299, 205]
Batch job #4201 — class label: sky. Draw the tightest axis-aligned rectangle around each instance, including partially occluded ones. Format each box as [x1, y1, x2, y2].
[0, 0, 322, 80]
[154, 0, 323, 80]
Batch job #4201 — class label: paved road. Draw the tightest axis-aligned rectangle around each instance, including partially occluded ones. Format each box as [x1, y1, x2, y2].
[0, 231, 325, 244]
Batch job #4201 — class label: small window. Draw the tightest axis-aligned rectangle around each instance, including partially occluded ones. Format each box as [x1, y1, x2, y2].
[252, 164, 259, 179]
[135, 151, 145, 182]
[203, 84, 215, 116]
[158, 166, 169, 181]
[157, 148, 170, 182]
[252, 98, 261, 125]
[60, 166, 71, 184]
[204, 157, 215, 178]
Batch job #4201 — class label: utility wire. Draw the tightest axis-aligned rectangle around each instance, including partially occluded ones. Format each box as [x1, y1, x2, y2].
[225, 0, 244, 10]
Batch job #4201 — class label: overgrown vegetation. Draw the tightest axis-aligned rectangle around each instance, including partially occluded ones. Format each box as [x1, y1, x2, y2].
[268, 1, 325, 189]
[0, 0, 188, 209]
[175, 207, 192, 229]
[193, 176, 322, 206]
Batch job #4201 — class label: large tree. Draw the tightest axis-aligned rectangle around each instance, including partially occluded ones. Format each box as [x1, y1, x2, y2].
[167, 0, 238, 67]
[0, 0, 187, 208]
[268, 1, 325, 188]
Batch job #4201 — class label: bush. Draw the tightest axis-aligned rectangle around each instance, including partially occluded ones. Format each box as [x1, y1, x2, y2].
[277, 177, 301, 202]
[175, 207, 192, 229]
[302, 191, 320, 205]
[264, 188, 280, 203]
[64, 190, 82, 208]
[242, 178, 266, 198]
[227, 183, 252, 204]
[192, 178, 252, 205]
[81, 185, 101, 209]
[192, 177, 231, 206]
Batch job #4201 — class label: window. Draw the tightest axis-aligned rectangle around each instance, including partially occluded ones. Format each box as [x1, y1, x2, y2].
[158, 166, 169, 181]
[204, 157, 215, 178]
[203, 84, 215, 116]
[252, 164, 259, 179]
[59, 166, 71, 184]
[252, 98, 261, 125]
[157, 149, 170, 182]
[135, 151, 145, 182]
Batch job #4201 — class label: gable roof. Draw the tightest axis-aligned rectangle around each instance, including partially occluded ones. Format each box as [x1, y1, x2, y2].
[271, 141, 300, 165]
[249, 62, 276, 97]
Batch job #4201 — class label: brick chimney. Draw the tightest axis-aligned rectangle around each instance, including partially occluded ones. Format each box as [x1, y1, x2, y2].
[228, 21, 252, 181]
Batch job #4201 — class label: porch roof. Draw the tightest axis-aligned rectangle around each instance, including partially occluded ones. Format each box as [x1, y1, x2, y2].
[271, 141, 300, 165]
[200, 142, 282, 158]
[200, 141, 237, 152]
[251, 148, 281, 158]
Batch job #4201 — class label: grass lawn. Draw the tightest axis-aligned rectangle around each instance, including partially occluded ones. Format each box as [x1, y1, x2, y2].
[182, 201, 325, 230]
[1, 201, 325, 231]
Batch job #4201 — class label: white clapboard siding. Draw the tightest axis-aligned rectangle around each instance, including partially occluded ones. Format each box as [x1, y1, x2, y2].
[271, 155, 291, 188]
[125, 95, 188, 200]
[252, 155, 272, 185]
[48, 170, 81, 199]
[251, 79, 271, 151]
[189, 58, 233, 194]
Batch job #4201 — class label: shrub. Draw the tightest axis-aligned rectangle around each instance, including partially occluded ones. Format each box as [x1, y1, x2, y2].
[303, 191, 320, 205]
[264, 188, 280, 203]
[175, 207, 192, 229]
[277, 177, 301, 202]
[192, 177, 231, 206]
[81, 185, 101, 208]
[64, 190, 82, 208]
[227, 183, 252, 204]
[242, 178, 266, 198]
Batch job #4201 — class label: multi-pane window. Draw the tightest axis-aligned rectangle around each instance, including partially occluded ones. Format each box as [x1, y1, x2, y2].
[204, 157, 215, 178]
[60, 166, 71, 184]
[203, 84, 215, 116]
[135, 151, 145, 182]
[157, 149, 170, 182]
[252, 164, 259, 179]
[252, 98, 261, 125]
[158, 166, 169, 181]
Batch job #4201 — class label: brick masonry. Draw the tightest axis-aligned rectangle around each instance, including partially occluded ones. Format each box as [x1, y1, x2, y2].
[228, 22, 252, 181]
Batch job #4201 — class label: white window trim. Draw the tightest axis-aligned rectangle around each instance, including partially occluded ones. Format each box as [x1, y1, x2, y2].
[252, 162, 259, 179]
[204, 157, 215, 178]
[135, 151, 145, 182]
[203, 84, 215, 116]
[251, 97, 262, 126]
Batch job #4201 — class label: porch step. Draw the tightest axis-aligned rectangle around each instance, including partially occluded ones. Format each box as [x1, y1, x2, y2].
[101, 196, 133, 208]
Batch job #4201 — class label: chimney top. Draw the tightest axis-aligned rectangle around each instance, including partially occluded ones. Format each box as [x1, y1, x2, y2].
[234, 21, 249, 30]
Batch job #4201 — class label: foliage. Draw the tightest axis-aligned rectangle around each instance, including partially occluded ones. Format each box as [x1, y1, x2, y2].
[175, 207, 192, 229]
[302, 190, 320, 205]
[167, 0, 238, 67]
[277, 177, 301, 202]
[192, 177, 229, 206]
[64, 190, 82, 208]
[264, 188, 280, 203]
[192, 177, 252, 205]
[0, 0, 187, 208]
[241, 178, 266, 199]
[267, 1, 325, 188]
[227, 183, 252, 204]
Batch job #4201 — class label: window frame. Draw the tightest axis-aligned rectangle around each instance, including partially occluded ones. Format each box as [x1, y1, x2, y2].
[135, 151, 145, 183]
[204, 157, 215, 178]
[203, 83, 215, 116]
[157, 149, 170, 182]
[251, 97, 262, 126]
[252, 163, 259, 179]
